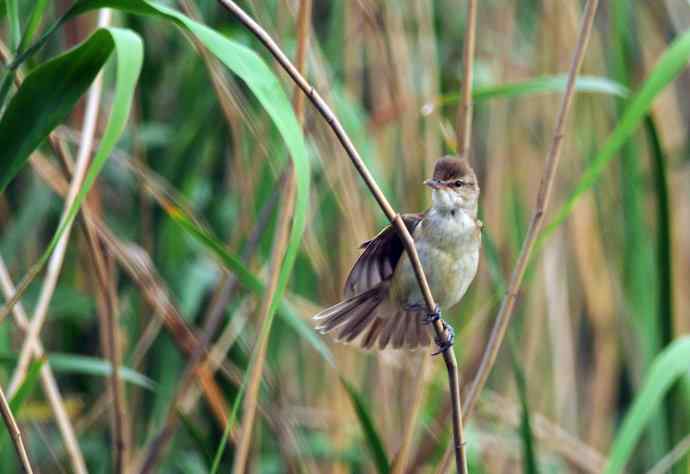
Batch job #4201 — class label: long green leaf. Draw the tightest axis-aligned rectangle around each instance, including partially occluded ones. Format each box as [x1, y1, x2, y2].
[0, 353, 154, 389]
[544, 29, 690, 238]
[48, 353, 155, 390]
[510, 340, 539, 474]
[17, 0, 49, 53]
[436, 75, 628, 108]
[604, 337, 690, 474]
[6, 0, 21, 50]
[0, 27, 143, 322]
[341, 377, 390, 474]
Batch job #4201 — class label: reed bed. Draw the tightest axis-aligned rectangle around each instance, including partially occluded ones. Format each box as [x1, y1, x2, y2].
[0, 1, 689, 473]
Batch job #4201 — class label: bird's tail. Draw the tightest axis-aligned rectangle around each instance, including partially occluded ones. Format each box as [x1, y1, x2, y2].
[313, 285, 432, 351]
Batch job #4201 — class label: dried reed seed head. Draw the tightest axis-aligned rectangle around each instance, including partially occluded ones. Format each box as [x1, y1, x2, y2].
[432, 156, 475, 181]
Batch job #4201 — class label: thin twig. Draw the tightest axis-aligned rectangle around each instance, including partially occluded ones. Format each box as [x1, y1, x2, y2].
[0, 384, 34, 474]
[455, 0, 477, 159]
[215, 0, 468, 472]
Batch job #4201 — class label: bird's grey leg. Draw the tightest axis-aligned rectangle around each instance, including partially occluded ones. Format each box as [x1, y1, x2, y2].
[407, 303, 455, 355]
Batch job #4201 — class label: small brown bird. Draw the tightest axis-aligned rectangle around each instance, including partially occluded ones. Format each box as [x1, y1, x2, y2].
[313, 156, 482, 352]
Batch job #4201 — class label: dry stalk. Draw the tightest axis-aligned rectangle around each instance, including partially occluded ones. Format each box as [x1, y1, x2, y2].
[0, 384, 34, 474]
[215, 0, 469, 472]
[455, 0, 477, 159]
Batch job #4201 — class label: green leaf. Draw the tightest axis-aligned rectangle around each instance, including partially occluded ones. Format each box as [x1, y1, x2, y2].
[0, 27, 143, 321]
[6, 0, 21, 50]
[47, 353, 155, 390]
[436, 75, 628, 108]
[9, 358, 45, 413]
[510, 340, 539, 474]
[544, 29, 690, 239]
[341, 377, 390, 474]
[604, 337, 690, 474]
[0, 29, 111, 191]
[210, 367, 249, 474]
[17, 0, 50, 53]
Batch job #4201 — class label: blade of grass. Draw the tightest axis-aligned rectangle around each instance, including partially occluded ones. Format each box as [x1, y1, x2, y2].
[510, 340, 540, 474]
[341, 377, 390, 474]
[645, 115, 690, 469]
[16, 0, 49, 54]
[434, 75, 628, 109]
[604, 337, 690, 474]
[6, 0, 21, 50]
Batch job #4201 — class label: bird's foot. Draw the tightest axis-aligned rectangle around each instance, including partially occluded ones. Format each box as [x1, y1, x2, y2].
[422, 304, 441, 325]
[431, 320, 455, 356]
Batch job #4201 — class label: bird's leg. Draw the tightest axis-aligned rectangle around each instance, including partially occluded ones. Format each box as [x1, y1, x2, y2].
[421, 303, 441, 325]
[414, 304, 455, 355]
[432, 319, 455, 356]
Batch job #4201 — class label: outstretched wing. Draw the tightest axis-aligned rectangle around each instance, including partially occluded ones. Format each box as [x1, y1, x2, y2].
[344, 213, 424, 298]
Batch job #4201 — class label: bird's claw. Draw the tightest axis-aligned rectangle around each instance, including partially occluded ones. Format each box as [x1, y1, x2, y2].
[431, 320, 455, 356]
[422, 304, 441, 325]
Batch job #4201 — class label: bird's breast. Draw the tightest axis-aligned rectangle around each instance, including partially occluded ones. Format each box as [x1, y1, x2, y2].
[390, 210, 481, 310]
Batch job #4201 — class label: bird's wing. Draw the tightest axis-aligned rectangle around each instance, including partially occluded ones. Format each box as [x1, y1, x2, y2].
[344, 213, 424, 298]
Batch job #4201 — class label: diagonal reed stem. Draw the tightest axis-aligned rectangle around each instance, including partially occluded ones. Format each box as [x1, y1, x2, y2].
[0, 383, 34, 474]
[438, 1, 601, 472]
[216, 0, 467, 472]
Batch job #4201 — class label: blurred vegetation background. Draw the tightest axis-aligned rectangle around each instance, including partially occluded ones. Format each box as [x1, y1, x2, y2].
[0, 0, 689, 473]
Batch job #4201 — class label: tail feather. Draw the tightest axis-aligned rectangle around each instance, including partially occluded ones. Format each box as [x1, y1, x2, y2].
[362, 318, 384, 350]
[392, 314, 409, 349]
[378, 314, 400, 350]
[313, 285, 434, 351]
[337, 299, 378, 342]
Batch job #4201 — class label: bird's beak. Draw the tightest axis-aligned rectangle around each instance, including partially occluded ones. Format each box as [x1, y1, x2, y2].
[424, 178, 441, 190]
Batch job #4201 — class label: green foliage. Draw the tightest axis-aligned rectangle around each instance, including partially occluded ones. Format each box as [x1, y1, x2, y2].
[605, 337, 690, 474]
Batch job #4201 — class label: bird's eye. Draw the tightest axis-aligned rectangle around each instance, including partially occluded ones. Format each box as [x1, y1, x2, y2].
[452, 180, 464, 188]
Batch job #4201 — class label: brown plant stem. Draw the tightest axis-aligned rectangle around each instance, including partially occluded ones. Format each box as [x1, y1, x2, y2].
[437, 1, 600, 471]
[456, 0, 477, 159]
[215, 1, 467, 472]
[0, 384, 34, 474]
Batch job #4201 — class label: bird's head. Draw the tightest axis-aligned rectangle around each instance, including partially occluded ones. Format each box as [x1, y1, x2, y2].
[424, 156, 479, 213]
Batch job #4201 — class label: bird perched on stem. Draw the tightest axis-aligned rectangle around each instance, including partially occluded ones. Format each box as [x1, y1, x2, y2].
[313, 156, 482, 353]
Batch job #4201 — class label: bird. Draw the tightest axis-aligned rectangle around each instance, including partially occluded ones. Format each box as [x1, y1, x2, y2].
[313, 156, 482, 353]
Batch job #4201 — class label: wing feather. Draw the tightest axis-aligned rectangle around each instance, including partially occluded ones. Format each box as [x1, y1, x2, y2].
[344, 213, 423, 297]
